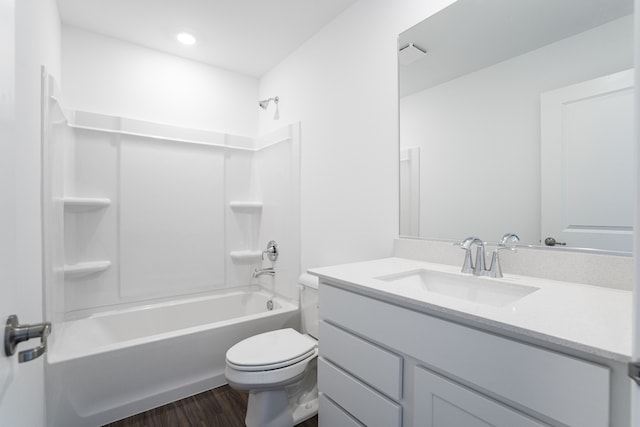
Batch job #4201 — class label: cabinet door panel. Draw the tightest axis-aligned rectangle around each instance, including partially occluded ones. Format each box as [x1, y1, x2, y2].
[414, 366, 549, 427]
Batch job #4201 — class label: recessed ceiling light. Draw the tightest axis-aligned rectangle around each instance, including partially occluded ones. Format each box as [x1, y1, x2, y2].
[176, 32, 196, 46]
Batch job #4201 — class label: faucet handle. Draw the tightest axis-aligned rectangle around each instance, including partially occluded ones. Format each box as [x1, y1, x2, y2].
[457, 237, 479, 273]
[488, 245, 516, 278]
[499, 233, 520, 246]
[460, 249, 474, 274]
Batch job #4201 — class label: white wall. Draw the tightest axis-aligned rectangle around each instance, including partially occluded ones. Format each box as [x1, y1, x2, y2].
[400, 16, 633, 245]
[253, 125, 302, 300]
[258, 0, 456, 271]
[61, 26, 259, 137]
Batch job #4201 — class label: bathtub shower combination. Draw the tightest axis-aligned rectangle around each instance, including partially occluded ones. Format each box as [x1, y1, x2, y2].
[41, 72, 302, 426]
[46, 288, 298, 426]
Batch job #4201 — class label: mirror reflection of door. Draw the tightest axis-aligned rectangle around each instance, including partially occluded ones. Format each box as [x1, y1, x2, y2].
[541, 70, 634, 252]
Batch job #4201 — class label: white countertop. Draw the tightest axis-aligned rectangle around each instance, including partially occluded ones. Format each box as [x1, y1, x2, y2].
[309, 257, 632, 362]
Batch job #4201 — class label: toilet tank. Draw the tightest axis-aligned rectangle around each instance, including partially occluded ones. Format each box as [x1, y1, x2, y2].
[299, 274, 319, 339]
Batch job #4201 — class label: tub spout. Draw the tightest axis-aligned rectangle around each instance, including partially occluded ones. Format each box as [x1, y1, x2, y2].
[253, 267, 275, 278]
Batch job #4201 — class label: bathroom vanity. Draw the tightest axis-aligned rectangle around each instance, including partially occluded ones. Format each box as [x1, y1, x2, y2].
[310, 257, 631, 427]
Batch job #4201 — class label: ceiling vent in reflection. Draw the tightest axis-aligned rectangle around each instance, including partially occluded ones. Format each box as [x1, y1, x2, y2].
[399, 43, 427, 66]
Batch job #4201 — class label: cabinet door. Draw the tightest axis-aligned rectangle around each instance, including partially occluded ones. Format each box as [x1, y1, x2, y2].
[413, 367, 549, 427]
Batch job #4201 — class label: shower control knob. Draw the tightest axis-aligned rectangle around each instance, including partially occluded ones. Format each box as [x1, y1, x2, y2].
[262, 240, 278, 261]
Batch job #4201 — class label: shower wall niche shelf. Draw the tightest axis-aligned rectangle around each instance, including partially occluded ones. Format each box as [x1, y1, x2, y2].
[64, 260, 112, 277]
[63, 197, 111, 212]
[229, 250, 262, 263]
[229, 201, 263, 212]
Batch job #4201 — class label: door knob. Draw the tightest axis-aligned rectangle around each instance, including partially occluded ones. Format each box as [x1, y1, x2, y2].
[4, 315, 51, 363]
[544, 237, 567, 246]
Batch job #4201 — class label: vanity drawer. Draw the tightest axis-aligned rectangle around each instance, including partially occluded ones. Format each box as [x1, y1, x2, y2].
[320, 283, 610, 427]
[319, 393, 365, 427]
[319, 320, 403, 400]
[318, 357, 402, 427]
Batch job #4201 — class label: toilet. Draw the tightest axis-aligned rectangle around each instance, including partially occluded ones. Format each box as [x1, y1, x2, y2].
[225, 274, 319, 427]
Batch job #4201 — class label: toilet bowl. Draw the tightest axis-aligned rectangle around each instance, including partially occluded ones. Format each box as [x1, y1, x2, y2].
[224, 274, 319, 427]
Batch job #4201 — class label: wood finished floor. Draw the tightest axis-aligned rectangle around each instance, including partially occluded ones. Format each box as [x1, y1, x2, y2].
[104, 385, 319, 427]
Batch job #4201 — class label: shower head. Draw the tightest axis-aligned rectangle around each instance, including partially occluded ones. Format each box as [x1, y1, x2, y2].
[258, 96, 280, 119]
[258, 96, 278, 109]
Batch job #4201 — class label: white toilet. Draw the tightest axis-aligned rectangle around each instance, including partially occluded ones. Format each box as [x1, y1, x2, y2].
[225, 274, 319, 427]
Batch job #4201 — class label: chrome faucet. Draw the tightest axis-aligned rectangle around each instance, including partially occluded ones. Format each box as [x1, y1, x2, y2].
[459, 237, 487, 276]
[487, 233, 520, 278]
[253, 267, 275, 278]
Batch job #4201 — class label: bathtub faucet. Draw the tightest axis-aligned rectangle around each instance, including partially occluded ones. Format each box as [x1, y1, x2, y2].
[253, 267, 276, 278]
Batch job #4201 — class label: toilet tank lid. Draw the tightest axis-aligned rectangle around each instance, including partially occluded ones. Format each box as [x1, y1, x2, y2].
[299, 273, 318, 289]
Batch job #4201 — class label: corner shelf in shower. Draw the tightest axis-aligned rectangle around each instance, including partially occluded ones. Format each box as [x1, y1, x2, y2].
[63, 260, 112, 277]
[63, 197, 111, 212]
[229, 201, 263, 212]
[229, 250, 262, 263]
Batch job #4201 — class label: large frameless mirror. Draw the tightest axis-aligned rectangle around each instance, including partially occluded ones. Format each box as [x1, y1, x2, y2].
[399, 0, 634, 253]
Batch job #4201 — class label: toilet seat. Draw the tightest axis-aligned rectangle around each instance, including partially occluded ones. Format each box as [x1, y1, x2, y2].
[226, 328, 317, 372]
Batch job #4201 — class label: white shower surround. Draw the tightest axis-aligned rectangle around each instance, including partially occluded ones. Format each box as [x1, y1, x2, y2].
[44, 101, 301, 319]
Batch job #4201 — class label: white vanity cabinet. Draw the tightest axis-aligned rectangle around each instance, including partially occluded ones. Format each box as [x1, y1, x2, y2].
[318, 282, 624, 427]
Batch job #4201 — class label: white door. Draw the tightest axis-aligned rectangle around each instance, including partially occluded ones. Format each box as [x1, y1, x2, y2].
[633, 21, 640, 425]
[541, 69, 634, 252]
[0, 0, 46, 425]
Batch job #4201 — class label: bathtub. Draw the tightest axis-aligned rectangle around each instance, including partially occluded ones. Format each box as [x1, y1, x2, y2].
[45, 287, 299, 427]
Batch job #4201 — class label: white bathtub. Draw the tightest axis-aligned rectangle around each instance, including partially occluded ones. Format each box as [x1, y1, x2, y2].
[45, 287, 298, 427]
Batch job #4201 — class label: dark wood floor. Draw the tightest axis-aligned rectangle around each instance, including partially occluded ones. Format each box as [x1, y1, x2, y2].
[104, 385, 319, 427]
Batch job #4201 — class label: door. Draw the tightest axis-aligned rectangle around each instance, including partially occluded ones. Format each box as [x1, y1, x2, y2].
[0, 0, 46, 425]
[633, 9, 640, 423]
[540, 69, 634, 252]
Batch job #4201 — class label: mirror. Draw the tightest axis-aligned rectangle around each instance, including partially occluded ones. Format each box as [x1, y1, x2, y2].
[399, 0, 634, 253]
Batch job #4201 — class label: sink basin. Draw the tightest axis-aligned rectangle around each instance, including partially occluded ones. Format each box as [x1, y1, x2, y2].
[375, 269, 539, 307]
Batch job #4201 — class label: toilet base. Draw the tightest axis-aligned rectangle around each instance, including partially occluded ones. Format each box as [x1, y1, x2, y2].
[291, 396, 319, 425]
[245, 389, 319, 427]
[245, 389, 293, 427]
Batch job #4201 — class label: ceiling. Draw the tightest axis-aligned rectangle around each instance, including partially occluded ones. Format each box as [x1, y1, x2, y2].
[399, 0, 633, 97]
[56, 0, 357, 77]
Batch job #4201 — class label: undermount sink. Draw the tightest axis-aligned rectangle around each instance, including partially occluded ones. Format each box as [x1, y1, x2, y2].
[375, 269, 539, 307]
